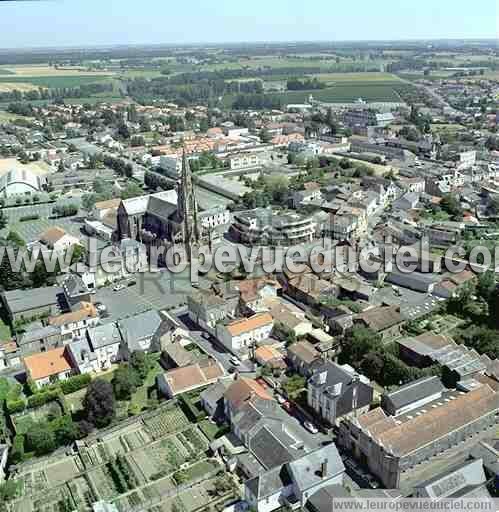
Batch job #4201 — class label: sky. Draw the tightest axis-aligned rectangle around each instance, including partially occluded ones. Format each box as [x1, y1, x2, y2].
[0, 0, 497, 49]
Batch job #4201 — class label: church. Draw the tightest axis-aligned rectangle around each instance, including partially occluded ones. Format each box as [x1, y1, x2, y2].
[116, 152, 229, 256]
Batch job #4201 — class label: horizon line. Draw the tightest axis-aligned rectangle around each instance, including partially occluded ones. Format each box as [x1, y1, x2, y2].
[0, 36, 498, 53]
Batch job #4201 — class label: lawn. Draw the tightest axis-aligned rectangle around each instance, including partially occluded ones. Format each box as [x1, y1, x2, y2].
[129, 353, 164, 411]
[198, 420, 229, 441]
[0, 318, 12, 341]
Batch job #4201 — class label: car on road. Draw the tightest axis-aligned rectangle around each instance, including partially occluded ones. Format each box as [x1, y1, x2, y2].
[202, 332, 211, 339]
[127, 280, 137, 287]
[95, 302, 106, 313]
[229, 356, 241, 366]
[304, 421, 319, 434]
[276, 394, 286, 405]
[113, 284, 125, 292]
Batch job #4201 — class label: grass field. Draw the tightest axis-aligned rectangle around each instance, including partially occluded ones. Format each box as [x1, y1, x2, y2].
[0, 65, 114, 77]
[310, 72, 402, 83]
[0, 82, 40, 93]
[0, 75, 114, 88]
[224, 80, 407, 107]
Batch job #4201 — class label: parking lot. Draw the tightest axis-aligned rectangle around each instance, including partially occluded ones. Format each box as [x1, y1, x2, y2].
[374, 285, 441, 320]
[95, 270, 199, 323]
[1, 201, 84, 242]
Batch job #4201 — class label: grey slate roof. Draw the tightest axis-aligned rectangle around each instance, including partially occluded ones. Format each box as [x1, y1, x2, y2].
[68, 336, 97, 364]
[383, 376, 445, 412]
[249, 425, 295, 470]
[287, 443, 345, 493]
[118, 309, 162, 351]
[87, 322, 122, 349]
[2, 286, 62, 314]
[18, 325, 60, 345]
[245, 465, 292, 500]
[415, 458, 488, 499]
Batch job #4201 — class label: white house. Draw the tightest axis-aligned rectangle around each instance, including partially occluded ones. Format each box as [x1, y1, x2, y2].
[39, 226, 81, 253]
[48, 301, 100, 342]
[216, 313, 274, 354]
[24, 347, 74, 389]
[86, 323, 122, 371]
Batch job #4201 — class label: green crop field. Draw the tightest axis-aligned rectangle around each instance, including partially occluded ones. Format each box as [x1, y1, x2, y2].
[223, 80, 408, 107]
[0, 75, 113, 88]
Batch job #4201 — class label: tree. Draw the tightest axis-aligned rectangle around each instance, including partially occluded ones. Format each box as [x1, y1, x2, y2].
[440, 194, 463, 219]
[83, 379, 115, 428]
[120, 182, 143, 200]
[82, 193, 97, 211]
[0, 211, 6, 231]
[112, 365, 139, 400]
[477, 271, 496, 302]
[130, 351, 149, 382]
[26, 423, 56, 455]
[6, 230, 25, 248]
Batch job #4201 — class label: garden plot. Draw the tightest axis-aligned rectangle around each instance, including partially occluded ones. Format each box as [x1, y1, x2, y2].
[12, 401, 65, 435]
[143, 406, 190, 440]
[131, 436, 189, 481]
[30, 486, 75, 512]
[17, 468, 49, 497]
[67, 476, 97, 511]
[44, 457, 81, 487]
[87, 466, 119, 501]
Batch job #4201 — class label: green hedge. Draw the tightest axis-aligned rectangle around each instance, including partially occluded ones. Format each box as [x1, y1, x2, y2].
[6, 399, 26, 414]
[178, 394, 205, 422]
[60, 374, 91, 395]
[27, 389, 60, 409]
[19, 215, 40, 222]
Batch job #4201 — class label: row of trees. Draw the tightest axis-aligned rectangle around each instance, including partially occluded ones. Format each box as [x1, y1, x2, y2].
[339, 327, 440, 388]
[0, 83, 114, 104]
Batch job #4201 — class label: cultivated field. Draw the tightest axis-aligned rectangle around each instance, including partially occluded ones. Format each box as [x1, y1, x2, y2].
[0, 65, 115, 77]
[0, 82, 41, 93]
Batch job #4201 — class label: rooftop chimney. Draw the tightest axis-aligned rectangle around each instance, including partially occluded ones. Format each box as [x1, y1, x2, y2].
[320, 458, 328, 478]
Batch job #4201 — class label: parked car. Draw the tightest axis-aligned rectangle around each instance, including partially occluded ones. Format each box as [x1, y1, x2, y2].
[113, 284, 125, 292]
[127, 280, 137, 287]
[229, 356, 241, 366]
[276, 394, 286, 405]
[304, 421, 319, 434]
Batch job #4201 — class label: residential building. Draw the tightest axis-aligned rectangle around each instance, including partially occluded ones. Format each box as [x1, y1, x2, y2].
[39, 226, 81, 253]
[157, 359, 225, 398]
[2, 286, 63, 324]
[287, 341, 321, 377]
[85, 323, 122, 371]
[118, 309, 163, 358]
[24, 346, 74, 388]
[244, 444, 345, 512]
[224, 377, 273, 419]
[48, 301, 99, 342]
[200, 379, 232, 418]
[353, 306, 404, 340]
[217, 313, 274, 354]
[307, 362, 373, 426]
[231, 208, 316, 246]
[188, 288, 239, 332]
[17, 324, 62, 356]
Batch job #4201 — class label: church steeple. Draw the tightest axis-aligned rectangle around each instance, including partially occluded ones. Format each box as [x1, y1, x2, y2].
[177, 150, 200, 259]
